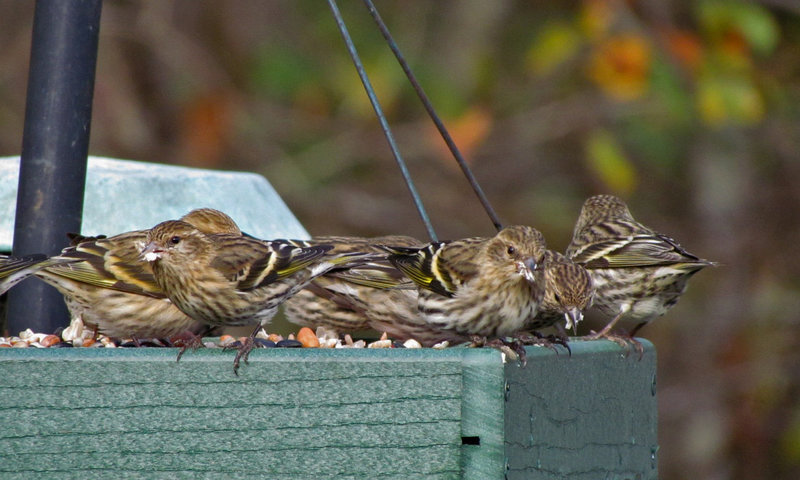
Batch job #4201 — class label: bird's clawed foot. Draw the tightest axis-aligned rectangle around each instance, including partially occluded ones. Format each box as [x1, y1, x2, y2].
[228, 337, 255, 376]
[580, 330, 644, 359]
[471, 335, 528, 366]
[171, 331, 205, 362]
[226, 325, 268, 375]
[516, 331, 571, 356]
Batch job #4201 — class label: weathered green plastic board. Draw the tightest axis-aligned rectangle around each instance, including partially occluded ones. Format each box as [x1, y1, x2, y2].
[0, 341, 656, 479]
[505, 340, 658, 480]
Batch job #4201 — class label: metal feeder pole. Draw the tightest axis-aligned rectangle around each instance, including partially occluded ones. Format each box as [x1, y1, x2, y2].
[6, 0, 102, 335]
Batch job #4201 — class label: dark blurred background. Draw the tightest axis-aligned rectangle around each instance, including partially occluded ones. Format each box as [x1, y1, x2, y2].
[1, 1, 799, 478]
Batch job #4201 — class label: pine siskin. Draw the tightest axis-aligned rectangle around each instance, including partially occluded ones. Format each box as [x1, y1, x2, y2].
[0, 254, 50, 293]
[525, 250, 594, 335]
[383, 225, 548, 341]
[283, 235, 466, 346]
[175, 208, 243, 238]
[0, 208, 242, 340]
[565, 194, 715, 344]
[142, 220, 375, 372]
[283, 235, 421, 333]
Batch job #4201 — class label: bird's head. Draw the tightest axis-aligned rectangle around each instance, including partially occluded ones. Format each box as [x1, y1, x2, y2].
[487, 225, 547, 283]
[180, 208, 242, 236]
[573, 194, 635, 234]
[546, 257, 594, 333]
[141, 220, 206, 263]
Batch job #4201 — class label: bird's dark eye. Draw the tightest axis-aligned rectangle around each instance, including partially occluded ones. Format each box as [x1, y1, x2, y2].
[554, 294, 561, 303]
[170, 236, 181, 245]
[507, 245, 516, 255]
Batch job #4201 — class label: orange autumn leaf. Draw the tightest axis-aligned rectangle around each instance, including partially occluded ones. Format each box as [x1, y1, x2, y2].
[588, 34, 652, 101]
[427, 106, 492, 169]
[721, 29, 749, 57]
[664, 29, 704, 73]
[179, 91, 233, 168]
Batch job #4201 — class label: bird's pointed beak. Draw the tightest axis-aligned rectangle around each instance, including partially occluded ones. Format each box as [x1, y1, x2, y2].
[517, 257, 538, 283]
[563, 308, 583, 335]
[140, 242, 163, 262]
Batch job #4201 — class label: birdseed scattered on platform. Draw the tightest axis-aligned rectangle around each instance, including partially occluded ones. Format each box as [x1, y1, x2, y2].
[0, 316, 440, 350]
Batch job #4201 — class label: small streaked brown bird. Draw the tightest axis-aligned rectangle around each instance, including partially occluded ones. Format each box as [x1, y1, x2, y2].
[283, 235, 421, 333]
[525, 250, 594, 335]
[0, 254, 50, 292]
[0, 208, 242, 340]
[566, 194, 715, 345]
[142, 220, 374, 373]
[383, 225, 548, 341]
[283, 235, 466, 346]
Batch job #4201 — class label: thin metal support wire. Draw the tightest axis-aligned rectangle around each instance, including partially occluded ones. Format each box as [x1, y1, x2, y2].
[362, 0, 504, 232]
[327, 0, 438, 242]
